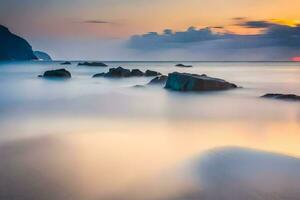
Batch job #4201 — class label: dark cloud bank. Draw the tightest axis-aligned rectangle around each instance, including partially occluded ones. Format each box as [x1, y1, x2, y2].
[127, 20, 300, 61]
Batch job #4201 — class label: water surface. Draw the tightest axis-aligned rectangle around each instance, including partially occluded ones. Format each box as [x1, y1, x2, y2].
[0, 61, 300, 199]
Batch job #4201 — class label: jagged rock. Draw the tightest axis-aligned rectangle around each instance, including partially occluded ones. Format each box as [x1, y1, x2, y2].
[92, 73, 106, 78]
[145, 70, 161, 77]
[175, 64, 192, 68]
[131, 69, 144, 76]
[34, 51, 52, 61]
[0, 25, 37, 60]
[40, 68, 71, 78]
[106, 67, 131, 77]
[78, 61, 107, 67]
[61, 61, 71, 65]
[148, 75, 168, 85]
[261, 93, 300, 101]
[165, 72, 237, 91]
[92, 67, 163, 78]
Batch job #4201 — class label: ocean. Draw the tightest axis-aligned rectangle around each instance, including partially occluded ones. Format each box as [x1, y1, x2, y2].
[0, 61, 300, 200]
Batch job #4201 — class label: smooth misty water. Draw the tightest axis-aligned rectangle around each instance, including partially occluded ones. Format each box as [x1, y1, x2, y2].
[0, 61, 300, 200]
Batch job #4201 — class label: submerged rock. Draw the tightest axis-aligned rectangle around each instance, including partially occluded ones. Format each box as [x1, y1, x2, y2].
[195, 147, 300, 200]
[78, 61, 107, 67]
[131, 69, 144, 76]
[175, 63, 192, 68]
[133, 85, 145, 88]
[145, 70, 161, 77]
[148, 75, 168, 85]
[165, 72, 237, 91]
[261, 93, 300, 101]
[40, 68, 71, 78]
[60, 61, 71, 65]
[92, 72, 106, 78]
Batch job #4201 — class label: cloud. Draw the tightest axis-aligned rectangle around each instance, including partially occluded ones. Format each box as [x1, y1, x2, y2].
[237, 20, 275, 28]
[128, 27, 235, 50]
[127, 20, 300, 60]
[232, 17, 247, 21]
[211, 26, 224, 29]
[81, 20, 112, 24]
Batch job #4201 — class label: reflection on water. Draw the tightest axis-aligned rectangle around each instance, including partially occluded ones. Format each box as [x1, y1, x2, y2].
[0, 61, 300, 199]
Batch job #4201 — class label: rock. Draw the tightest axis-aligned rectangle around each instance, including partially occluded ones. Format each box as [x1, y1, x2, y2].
[92, 73, 106, 78]
[175, 64, 192, 68]
[61, 61, 71, 65]
[131, 69, 144, 76]
[78, 61, 108, 67]
[195, 147, 300, 200]
[105, 67, 131, 77]
[261, 93, 300, 101]
[34, 51, 52, 61]
[133, 85, 145, 88]
[40, 68, 71, 78]
[92, 67, 163, 78]
[0, 25, 37, 60]
[148, 75, 168, 85]
[145, 70, 161, 77]
[165, 72, 237, 91]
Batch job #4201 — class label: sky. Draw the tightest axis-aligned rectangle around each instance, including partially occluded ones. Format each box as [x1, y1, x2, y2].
[1, 0, 300, 60]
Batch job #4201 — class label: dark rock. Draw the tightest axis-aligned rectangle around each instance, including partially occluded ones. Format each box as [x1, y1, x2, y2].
[78, 61, 108, 67]
[148, 75, 168, 85]
[92, 67, 163, 78]
[133, 85, 145, 88]
[61, 61, 71, 65]
[34, 51, 52, 61]
[175, 64, 192, 68]
[92, 73, 106, 78]
[0, 25, 37, 60]
[261, 93, 300, 101]
[105, 67, 131, 77]
[131, 69, 144, 76]
[165, 72, 237, 91]
[145, 70, 161, 77]
[40, 68, 71, 78]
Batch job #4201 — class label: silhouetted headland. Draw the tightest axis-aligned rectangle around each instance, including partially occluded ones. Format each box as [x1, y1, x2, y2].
[34, 51, 52, 61]
[0, 25, 37, 60]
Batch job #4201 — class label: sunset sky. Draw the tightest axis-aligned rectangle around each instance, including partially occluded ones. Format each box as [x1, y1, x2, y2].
[1, 0, 300, 60]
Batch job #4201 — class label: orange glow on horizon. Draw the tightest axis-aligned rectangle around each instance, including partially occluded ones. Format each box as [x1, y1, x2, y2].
[292, 56, 300, 61]
[271, 19, 300, 27]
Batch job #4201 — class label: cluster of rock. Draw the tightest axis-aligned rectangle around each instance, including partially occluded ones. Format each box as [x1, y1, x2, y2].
[261, 93, 300, 101]
[92, 67, 161, 78]
[165, 72, 237, 91]
[78, 62, 107, 67]
[37, 68, 300, 103]
[175, 63, 192, 68]
[38, 68, 71, 78]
